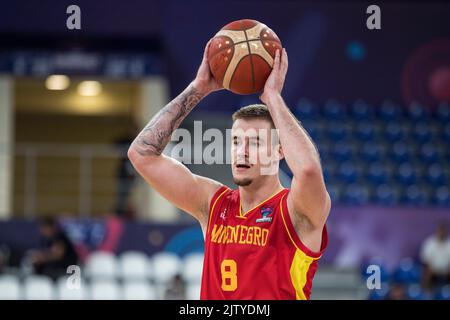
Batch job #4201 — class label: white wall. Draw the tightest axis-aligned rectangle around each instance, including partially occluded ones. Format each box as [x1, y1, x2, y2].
[0, 76, 13, 219]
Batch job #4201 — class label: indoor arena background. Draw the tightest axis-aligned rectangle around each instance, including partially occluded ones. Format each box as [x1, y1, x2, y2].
[0, 0, 449, 300]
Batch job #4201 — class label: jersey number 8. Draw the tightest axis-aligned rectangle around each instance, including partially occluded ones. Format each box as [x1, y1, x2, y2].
[221, 259, 237, 291]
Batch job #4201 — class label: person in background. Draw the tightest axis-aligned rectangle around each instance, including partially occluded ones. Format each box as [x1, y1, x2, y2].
[0, 245, 10, 273]
[420, 222, 450, 290]
[164, 273, 187, 300]
[29, 217, 79, 280]
[386, 282, 408, 300]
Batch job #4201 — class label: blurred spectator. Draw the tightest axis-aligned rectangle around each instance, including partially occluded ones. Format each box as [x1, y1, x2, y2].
[0, 245, 10, 273]
[164, 273, 187, 300]
[114, 123, 139, 218]
[386, 282, 408, 300]
[28, 217, 79, 280]
[420, 223, 450, 290]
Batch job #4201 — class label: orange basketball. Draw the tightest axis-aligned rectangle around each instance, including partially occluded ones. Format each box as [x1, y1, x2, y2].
[208, 19, 282, 95]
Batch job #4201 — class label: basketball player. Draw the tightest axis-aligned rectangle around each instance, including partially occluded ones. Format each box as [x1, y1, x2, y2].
[128, 42, 331, 300]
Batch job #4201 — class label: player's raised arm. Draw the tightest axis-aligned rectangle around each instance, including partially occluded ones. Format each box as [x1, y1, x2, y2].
[127, 41, 223, 230]
[260, 49, 331, 249]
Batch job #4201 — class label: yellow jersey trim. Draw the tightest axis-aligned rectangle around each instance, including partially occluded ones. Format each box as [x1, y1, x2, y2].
[239, 188, 285, 217]
[290, 249, 314, 300]
[280, 193, 321, 300]
[279, 193, 322, 260]
[207, 187, 230, 234]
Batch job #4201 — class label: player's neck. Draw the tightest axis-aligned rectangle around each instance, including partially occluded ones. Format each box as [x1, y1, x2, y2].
[238, 176, 283, 213]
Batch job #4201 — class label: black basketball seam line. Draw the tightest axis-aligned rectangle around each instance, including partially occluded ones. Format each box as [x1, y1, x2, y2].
[209, 39, 258, 63]
[208, 43, 235, 68]
[210, 36, 278, 63]
[242, 26, 256, 92]
[211, 31, 278, 90]
[255, 52, 272, 69]
[209, 41, 263, 89]
[228, 39, 272, 93]
[219, 25, 279, 44]
[243, 51, 272, 93]
[228, 49, 246, 92]
[233, 39, 259, 46]
[235, 39, 279, 63]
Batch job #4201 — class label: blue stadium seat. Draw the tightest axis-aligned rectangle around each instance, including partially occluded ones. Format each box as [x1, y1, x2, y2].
[403, 185, 428, 205]
[368, 284, 390, 300]
[391, 142, 410, 163]
[322, 99, 346, 119]
[332, 141, 353, 162]
[361, 142, 382, 162]
[367, 162, 389, 184]
[322, 161, 337, 183]
[355, 121, 376, 141]
[384, 122, 403, 141]
[406, 141, 421, 160]
[435, 140, 449, 160]
[327, 183, 343, 203]
[338, 161, 358, 183]
[397, 163, 416, 185]
[293, 98, 446, 206]
[436, 103, 450, 123]
[407, 284, 428, 300]
[295, 98, 318, 120]
[435, 285, 450, 300]
[392, 258, 422, 284]
[343, 183, 370, 204]
[310, 120, 328, 143]
[420, 143, 440, 164]
[401, 122, 413, 138]
[413, 123, 433, 143]
[435, 186, 450, 206]
[317, 142, 331, 159]
[302, 120, 321, 141]
[408, 102, 429, 121]
[327, 123, 348, 141]
[379, 100, 403, 121]
[442, 123, 450, 142]
[374, 184, 399, 205]
[351, 99, 374, 120]
[426, 163, 446, 186]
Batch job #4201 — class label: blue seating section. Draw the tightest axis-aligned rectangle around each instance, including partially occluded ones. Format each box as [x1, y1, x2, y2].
[362, 258, 449, 300]
[293, 100, 450, 206]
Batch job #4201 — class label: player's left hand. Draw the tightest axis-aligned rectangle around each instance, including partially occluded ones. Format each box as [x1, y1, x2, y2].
[260, 48, 288, 104]
[192, 39, 223, 95]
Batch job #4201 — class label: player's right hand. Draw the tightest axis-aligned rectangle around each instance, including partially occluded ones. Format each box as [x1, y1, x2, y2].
[260, 48, 288, 105]
[192, 39, 223, 95]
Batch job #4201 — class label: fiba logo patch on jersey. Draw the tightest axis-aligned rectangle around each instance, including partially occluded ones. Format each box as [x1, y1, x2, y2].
[220, 208, 227, 220]
[256, 206, 273, 223]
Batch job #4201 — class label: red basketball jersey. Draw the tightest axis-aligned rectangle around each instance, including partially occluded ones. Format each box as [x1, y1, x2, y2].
[200, 186, 328, 300]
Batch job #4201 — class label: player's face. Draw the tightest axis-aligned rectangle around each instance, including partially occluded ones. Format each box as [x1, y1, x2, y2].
[231, 118, 282, 186]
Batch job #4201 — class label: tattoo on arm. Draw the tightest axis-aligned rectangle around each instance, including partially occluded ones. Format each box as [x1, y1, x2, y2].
[132, 85, 204, 156]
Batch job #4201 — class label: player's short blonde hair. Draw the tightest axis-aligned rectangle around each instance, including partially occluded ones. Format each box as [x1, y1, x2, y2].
[232, 104, 275, 129]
